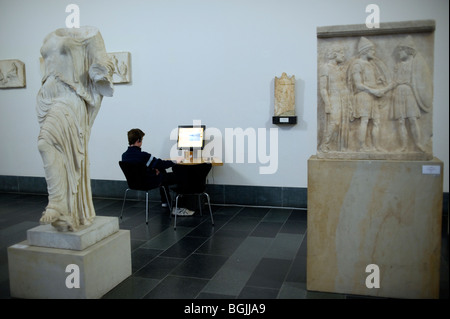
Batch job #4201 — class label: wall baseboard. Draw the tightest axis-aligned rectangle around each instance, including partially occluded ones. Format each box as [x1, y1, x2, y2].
[0, 175, 307, 208]
[1, 175, 448, 215]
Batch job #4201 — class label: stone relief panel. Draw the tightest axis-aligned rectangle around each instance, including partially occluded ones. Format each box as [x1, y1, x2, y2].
[0, 59, 26, 88]
[317, 20, 435, 160]
[109, 52, 131, 84]
[274, 72, 296, 116]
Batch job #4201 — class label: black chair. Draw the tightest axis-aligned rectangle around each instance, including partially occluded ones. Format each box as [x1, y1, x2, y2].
[119, 161, 171, 224]
[171, 162, 214, 230]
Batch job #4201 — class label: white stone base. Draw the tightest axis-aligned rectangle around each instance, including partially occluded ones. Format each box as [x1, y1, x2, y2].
[27, 216, 119, 251]
[8, 227, 131, 299]
[307, 156, 443, 299]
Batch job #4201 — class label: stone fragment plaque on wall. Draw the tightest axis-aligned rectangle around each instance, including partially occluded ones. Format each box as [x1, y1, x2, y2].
[0, 59, 26, 88]
[273, 72, 297, 125]
[109, 52, 131, 84]
[316, 20, 435, 160]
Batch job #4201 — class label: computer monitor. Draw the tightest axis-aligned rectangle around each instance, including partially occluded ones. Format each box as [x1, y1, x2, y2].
[177, 125, 206, 150]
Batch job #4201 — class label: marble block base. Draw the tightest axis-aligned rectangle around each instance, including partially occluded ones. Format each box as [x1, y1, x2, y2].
[307, 156, 443, 299]
[8, 229, 131, 299]
[27, 216, 119, 251]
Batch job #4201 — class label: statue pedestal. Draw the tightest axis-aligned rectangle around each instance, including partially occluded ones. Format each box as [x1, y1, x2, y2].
[8, 216, 131, 299]
[27, 216, 120, 250]
[307, 156, 443, 299]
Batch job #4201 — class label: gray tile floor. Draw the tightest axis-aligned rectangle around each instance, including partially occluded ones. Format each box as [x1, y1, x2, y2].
[0, 193, 448, 300]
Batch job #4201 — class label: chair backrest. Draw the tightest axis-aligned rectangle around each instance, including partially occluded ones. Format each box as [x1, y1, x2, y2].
[119, 161, 158, 191]
[172, 163, 212, 194]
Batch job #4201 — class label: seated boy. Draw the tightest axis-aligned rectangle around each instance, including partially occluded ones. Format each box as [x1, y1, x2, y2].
[121, 128, 193, 216]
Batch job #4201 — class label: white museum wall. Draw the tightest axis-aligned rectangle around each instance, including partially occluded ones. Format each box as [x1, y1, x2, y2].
[0, 0, 448, 191]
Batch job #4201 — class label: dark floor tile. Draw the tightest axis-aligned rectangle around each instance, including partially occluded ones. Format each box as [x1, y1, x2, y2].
[237, 207, 270, 219]
[287, 209, 307, 222]
[263, 208, 292, 223]
[134, 256, 184, 280]
[285, 254, 306, 284]
[222, 216, 260, 232]
[250, 222, 283, 238]
[306, 290, 346, 299]
[185, 218, 222, 237]
[0, 253, 9, 283]
[264, 233, 304, 260]
[213, 228, 250, 238]
[245, 258, 292, 290]
[0, 193, 448, 300]
[130, 239, 148, 252]
[185, 225, 216, 238]
[171, 253, 228, 279]
[238, 286, 279, 299]
[285, 234, 307, 283]
[131, 247, 163, 272]
[0, 279, 10, 299]
[345, 293, 388, 299]
[196, 234, 246, 257]
[174, 215, 212, 229]
[280, 220, 307, 234]
[94, 199, 126, 215]
[143, 275, 208, 299]
[278, 282, 307, 299]
[0, 221, 39, 249]
[196, 292, 236, 299]
[213, 205, 243, 217]
[102, 276, 159, 299]
[119, 210, 148, 228]
[129, 222, 171, 242]
[160, 236, 208, 258]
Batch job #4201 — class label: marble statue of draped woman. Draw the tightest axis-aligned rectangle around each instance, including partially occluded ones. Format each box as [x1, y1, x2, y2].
[36, 27, 114, 231]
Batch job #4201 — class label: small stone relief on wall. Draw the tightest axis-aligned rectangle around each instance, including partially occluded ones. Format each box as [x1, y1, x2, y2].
[317, 20, 435, 160]
[0, 59, 26, 88]
[109, 52, 131, 84]
[273, 72, 297, 125]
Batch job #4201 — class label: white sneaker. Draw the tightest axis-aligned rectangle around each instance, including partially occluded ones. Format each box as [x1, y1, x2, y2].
[172, 208, 195, 216]
[182, 208, 195, 216]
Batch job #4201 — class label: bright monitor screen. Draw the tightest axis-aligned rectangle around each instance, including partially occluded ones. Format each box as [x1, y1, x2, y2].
[177, 125, 205, 150]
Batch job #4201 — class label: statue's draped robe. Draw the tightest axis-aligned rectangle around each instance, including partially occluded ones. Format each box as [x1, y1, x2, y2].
[37, 27, 113, 231]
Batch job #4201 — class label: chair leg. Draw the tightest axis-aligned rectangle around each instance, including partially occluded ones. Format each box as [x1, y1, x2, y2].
[204, 192, 214, 226]
[174, 195, 181, 230]
[120, 189, 130, 220]
[198, 195, 203, 216]
[145, 191, 149, 225]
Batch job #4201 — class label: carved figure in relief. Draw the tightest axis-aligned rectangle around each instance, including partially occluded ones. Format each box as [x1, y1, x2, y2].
[112, 54, 128, 82]
[0, 60, 25, 88]
[274, 72, 295, 116]
[36, 27, 114, 231]
[347, 37, 393, 152]
[0, 62, 18, 84]
[319, 46, 350, 152]
[390, 36, 432, 152]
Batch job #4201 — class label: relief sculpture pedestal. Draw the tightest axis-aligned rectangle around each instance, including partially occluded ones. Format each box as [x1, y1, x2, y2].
[8, 216, 131, 299]
[307, 156, 443, 299]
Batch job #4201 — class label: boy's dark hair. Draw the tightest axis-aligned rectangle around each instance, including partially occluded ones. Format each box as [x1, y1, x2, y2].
[127, 128, 145, 145]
